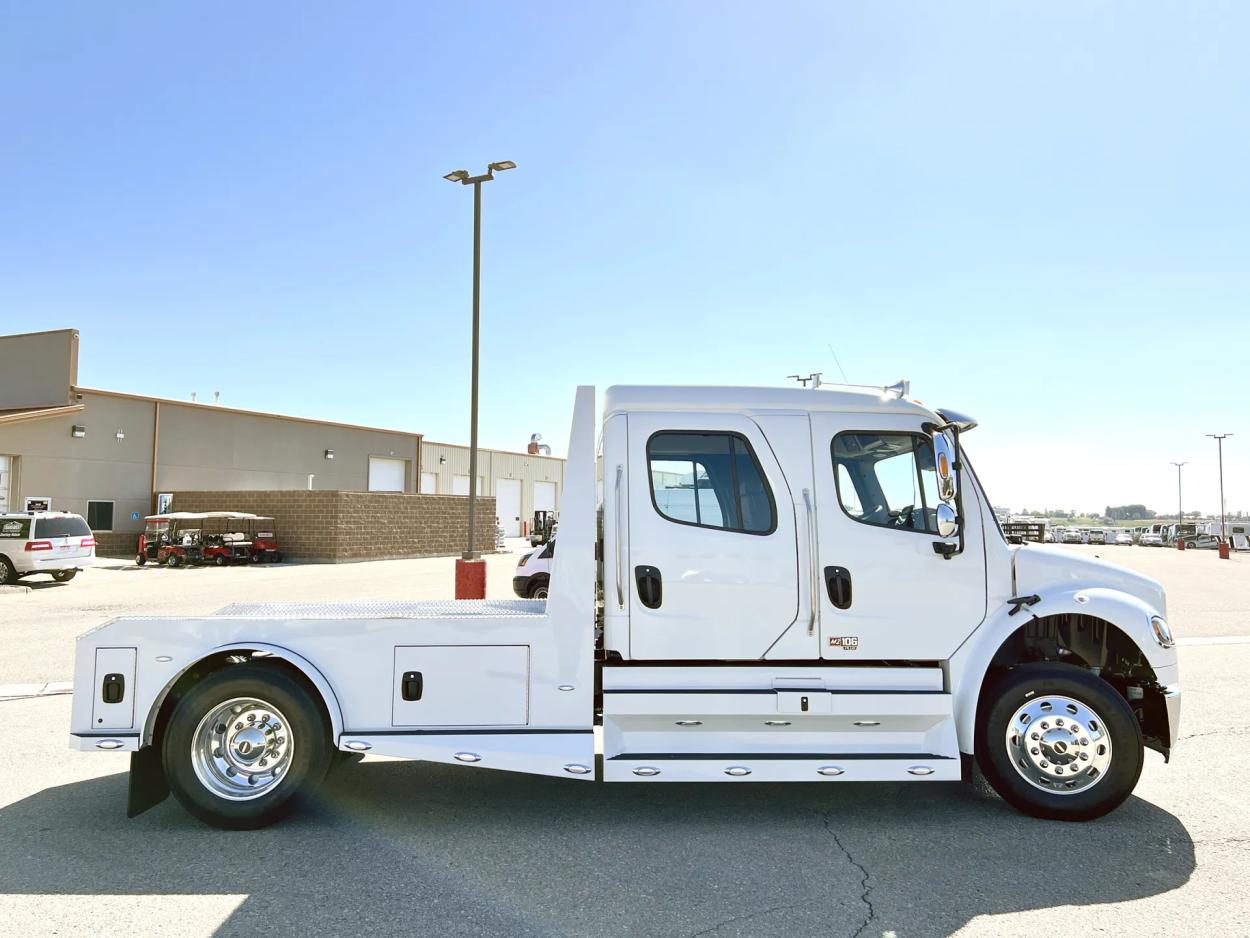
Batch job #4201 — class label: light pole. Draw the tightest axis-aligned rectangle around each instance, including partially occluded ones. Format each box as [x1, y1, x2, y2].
[444, 161, 515, 575]
[1206, 433, 1232, 550]
[1171, 461, 1186, 548]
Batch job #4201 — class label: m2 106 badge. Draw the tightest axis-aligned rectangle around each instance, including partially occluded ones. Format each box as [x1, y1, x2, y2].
[828, 636, 860, 651]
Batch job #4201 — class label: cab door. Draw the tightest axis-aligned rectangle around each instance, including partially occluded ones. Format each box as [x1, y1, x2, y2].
[810, 414, 986, 661]
[626, 413, 799, 660]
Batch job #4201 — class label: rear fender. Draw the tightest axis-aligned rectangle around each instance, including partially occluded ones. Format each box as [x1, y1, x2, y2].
[142, 641, 346, 746]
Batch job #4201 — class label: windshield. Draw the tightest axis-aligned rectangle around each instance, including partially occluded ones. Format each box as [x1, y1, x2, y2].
[34, 516, 92, 538]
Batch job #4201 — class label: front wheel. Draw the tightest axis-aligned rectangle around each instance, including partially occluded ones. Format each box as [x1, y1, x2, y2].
[162, 663, 332, 829]
[135, 553, 147, 566]
[975, 663, 1143, 821]
[166, 553, 182, 568]
[52, 570, 77, 582]
[214, 554, 228, 566]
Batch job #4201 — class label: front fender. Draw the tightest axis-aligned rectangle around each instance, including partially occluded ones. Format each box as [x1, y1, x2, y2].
[950, 587, 1179, 755]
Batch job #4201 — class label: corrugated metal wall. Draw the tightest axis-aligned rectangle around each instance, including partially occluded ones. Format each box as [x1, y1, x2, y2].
[420, 441, 565, 530]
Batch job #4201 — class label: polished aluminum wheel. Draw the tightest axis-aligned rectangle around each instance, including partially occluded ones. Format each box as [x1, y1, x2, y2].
[1005, 695, 1112, 794]
[191, 697, 294, 801]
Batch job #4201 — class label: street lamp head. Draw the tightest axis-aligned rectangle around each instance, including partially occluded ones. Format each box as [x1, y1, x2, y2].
[488, 160, 516, 172]
[443, 169, 469, 182]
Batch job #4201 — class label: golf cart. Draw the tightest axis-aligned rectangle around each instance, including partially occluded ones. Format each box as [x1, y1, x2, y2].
[201, 513, 260, 566]
[244, 516, 283, 563]
[136, 513, 205, 567]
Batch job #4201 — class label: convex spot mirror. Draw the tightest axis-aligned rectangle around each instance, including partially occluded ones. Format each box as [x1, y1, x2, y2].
[936, 503, 959, 538]
[932, 430, 958, 503]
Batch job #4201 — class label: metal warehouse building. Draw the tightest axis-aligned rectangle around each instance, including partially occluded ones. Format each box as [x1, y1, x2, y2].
[0, 329, 563, 556]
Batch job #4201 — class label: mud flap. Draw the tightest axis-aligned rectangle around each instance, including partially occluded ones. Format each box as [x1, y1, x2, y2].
[127, 745, 169, 818]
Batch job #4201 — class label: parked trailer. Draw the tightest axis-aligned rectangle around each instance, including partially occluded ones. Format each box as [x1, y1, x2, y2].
[71, 384, 1179, 829]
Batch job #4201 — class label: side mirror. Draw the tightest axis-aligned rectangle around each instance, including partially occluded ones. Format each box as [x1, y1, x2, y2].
[936, 503, 959, 538]
[933, 431, 957, 502]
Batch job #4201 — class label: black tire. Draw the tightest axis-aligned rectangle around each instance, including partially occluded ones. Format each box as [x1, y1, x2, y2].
[0, 556, 16, 586]
[52, 570, 77, 582]
[136, 553, 147, 566]
[272, 552, 283, 563]
[976, 663, 1143, 821]
[527, 577, 550, 599]
[162, 663, 333, 830]
[214, 554, 228, 566]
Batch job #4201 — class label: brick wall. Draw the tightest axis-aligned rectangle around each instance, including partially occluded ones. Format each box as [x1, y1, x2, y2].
[168, 491, 497, 562]
[94, 531, 139, 558]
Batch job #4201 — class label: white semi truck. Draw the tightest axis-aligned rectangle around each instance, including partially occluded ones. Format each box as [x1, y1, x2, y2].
[70, 384, 1180, 829]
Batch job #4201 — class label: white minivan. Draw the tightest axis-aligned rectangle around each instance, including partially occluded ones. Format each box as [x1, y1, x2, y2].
[0, 511, 96, 584]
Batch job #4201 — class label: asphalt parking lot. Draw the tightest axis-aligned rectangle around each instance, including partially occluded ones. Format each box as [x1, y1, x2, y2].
[1, 544, 1247, 937]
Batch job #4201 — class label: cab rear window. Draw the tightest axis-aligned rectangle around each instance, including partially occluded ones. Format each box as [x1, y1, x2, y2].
[32, 516, 92, 538]
[647, 431, 776, 534]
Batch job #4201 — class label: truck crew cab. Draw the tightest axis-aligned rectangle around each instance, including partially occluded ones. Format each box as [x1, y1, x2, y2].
[69, 384, 1180, 828]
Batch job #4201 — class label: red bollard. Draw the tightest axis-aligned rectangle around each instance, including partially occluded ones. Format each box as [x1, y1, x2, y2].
[455, 557, 487, 598]
[1177, 539, 1185, 551]
[1219, 541, 1231, 560]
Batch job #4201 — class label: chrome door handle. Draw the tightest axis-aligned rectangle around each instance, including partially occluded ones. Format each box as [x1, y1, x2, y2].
[803, 488, 818, 636]
[615, 464, 624, 609]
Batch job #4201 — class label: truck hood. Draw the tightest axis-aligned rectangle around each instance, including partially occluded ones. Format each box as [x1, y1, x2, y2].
[1013, 543, 1167, 619]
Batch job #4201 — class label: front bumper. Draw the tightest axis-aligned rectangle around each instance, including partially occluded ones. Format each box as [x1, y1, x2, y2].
[512, 575, 533, 598]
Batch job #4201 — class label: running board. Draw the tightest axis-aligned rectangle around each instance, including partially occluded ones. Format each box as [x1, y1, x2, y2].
[337, 731, 597, 780]
[604, 753, 960, 782]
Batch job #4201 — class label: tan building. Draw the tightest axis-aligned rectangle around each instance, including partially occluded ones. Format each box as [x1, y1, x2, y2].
[0, 329, 563, 554]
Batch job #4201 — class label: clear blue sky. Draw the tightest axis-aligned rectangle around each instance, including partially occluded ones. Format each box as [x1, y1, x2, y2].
[2, 2, 1246, 515]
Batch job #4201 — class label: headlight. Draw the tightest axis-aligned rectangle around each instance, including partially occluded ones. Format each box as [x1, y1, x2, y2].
[1150, 615, 1174, 649]
[517, 554, 529, 567]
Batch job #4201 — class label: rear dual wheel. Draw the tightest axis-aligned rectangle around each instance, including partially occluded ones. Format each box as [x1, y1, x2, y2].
[163, 663, 332, 829]
[976, 663, 1143, 821]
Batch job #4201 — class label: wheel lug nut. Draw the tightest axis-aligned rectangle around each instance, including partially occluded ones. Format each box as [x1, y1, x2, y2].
[1040, 722, 1049, 729]
[1030, 747, 1040, 755]
[1080, 738, 1089, 746]
[1040, 760, 1049, 768]
[235, 722, 243, 730]
[1056, 718, 1064, 726]
[1030, 732, 1040, 741]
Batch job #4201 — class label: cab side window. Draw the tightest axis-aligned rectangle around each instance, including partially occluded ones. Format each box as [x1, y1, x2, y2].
[648, 431, 776, 534]
[832, 432, 938, 534]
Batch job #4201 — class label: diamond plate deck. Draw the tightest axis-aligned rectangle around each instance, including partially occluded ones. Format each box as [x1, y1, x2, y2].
[214, 599, 547, 619]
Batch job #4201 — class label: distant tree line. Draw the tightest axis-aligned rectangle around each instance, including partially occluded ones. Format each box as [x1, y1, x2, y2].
[1105, 505, 1156, 521]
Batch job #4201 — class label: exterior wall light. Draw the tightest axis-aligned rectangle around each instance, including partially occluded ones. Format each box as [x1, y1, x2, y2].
[71, 425, 86, 438]
[439, 455, 447, 465]
[324, 449, 335, 460]
[115, 430, 125, 442]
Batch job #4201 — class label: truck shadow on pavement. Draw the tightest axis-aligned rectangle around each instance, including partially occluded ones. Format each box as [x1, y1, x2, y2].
[0, 760, 1194, 938]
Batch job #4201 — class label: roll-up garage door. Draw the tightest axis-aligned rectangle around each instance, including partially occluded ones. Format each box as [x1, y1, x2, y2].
[368, 457, 406, 492]
[534, 480, 557, 513]
[495, 478, 521, 536]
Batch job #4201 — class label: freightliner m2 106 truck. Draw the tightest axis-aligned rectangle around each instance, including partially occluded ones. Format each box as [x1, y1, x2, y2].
[70, 384, 1179, 828]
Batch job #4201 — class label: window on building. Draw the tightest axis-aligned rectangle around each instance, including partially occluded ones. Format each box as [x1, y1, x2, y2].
[647, 432, 775, 534]
[832, 432, 938, 534]
[87, 501, 114, 532]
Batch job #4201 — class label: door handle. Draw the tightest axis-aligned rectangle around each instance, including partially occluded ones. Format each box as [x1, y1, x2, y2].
[635, 565, 662, 609]
[400, 671, 423, 701]
[824, 566, 852, 610]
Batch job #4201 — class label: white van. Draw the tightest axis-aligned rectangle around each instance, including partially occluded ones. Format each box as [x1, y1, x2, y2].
[0, 511, 96, 584]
